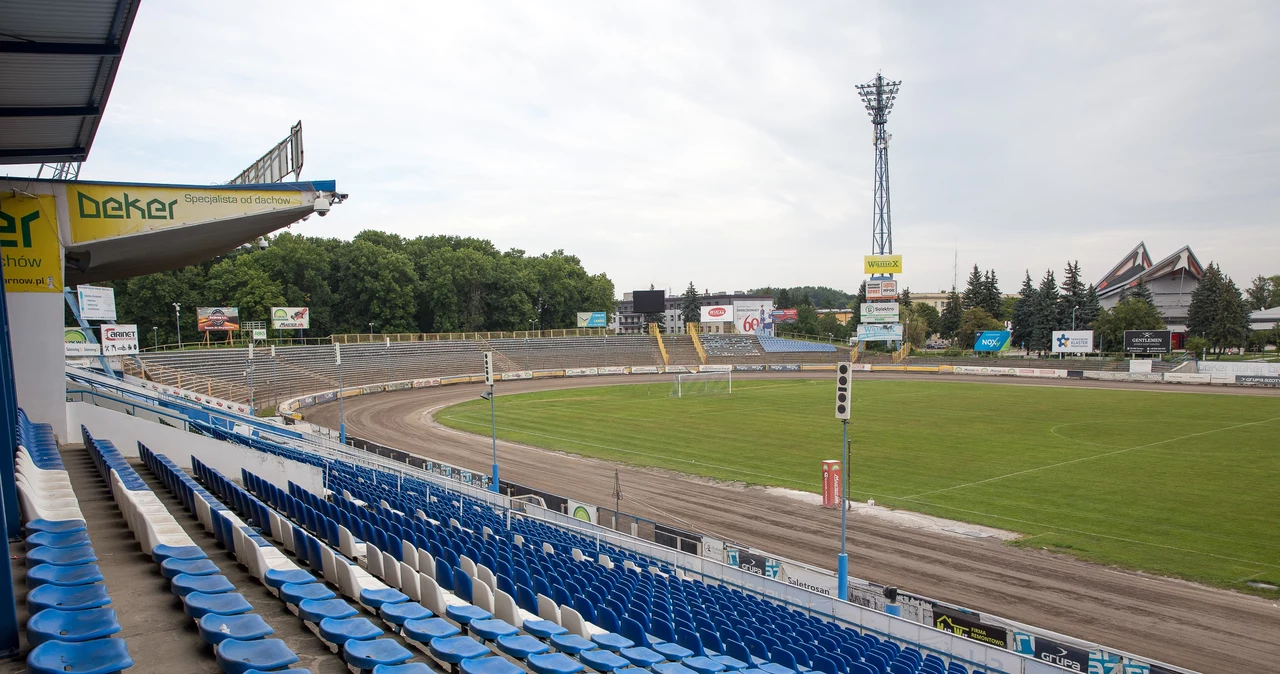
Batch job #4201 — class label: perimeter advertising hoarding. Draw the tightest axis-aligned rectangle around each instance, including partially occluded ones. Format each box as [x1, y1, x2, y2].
[99, 324, 139, 355]
[771, 309, 798, 323]
[856, 323, 903, 342]
[1123, 330, 1171, 354]
[271, 307, 310, 329]
[576, 311, 607, 327]
[973, 330, 1012, 352]
[1, 193, 62, 293]
[700, 305, 732, 322]
[64, 328, 100, 356]
[931, 604, 1008, 648]
[77, 285, 117, 320]
[733, 300, 775, 335]
[859, 302, 900, 323]
[1051, 330, 1094, 353]
[67, 183, 307, 243]
[198, 307, 241, 332]
[863, 254, 903, 275]
[865, 279, 898, 300]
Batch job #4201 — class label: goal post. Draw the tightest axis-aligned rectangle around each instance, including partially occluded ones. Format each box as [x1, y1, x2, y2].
[669, 371, 732, 398]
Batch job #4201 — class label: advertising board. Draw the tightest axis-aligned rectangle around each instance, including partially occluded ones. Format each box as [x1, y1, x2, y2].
[821, 460, 841, 508]
[1051, 330, 1094, 353]
[664, 365, 690, 373]
[1123, 330, 1171, 353]
[597, 366, 627, 375]
[64, 328, 101, 356]
[856, 323, 903, 342]
[271, 307, 310, 329]
[973, 330, 1012, 352]
[1, 193, 62, 293]
[863, 254, 903, 274]
[1238, 375, 1280, 386]
[771, 309, 798, 323]
[500, 371, 533, 380]
[77, 285, 117, 320]
[198, 307, 240, 332]
[859, 302, 900, 323]
[68, 183, 307, 244]
[1129, 359, 1153, 373]
[576, 311, 607, 328]
[99, 324, 139, 355]
[932, 604, 1008, 648]
[865, 279, 898, 300]
[733, 300, 775, 335]
[252, 328, 267, 340]
[768, 364, 800, 371]
[630, 366, 661, 374]
[1196, 361, 1280, 376]
[411, 378, 442, 388]
[565, 368, 598, 377]
[700, 305, 732, 322]
[698, 364, 732, 373]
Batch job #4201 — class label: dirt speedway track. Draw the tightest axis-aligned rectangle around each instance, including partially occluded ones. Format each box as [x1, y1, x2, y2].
[306, 373, 1280, 673]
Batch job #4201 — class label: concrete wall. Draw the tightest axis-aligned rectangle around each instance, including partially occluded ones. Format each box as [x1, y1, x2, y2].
[67, 401, 325, 494]
[7, 293, 67, 439]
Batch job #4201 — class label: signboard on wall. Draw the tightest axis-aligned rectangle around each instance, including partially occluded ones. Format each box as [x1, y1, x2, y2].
[771, 309, 797, 323]
[99, 324, 139, 355]
[1, 193, 62, 293]
[77, 285, 117, 320]
[271, 307, 310, 329]
[973, 330, 1012, 352]
[1123, 330, 1171, 353]
[576, 311, 607, 327]
[932, 604, 1008, 648]
[866, 279, 898, 300]
[64, 328, 100, 356]
[700, 305, 732, 322]
[198, 307, 241, 332]
[859, 302, 900, 323]
[1051, 330, 1094, 353]
[856, 323, 903, 342]
[733, 300, 775, 335]
[68, 184, 307, 244]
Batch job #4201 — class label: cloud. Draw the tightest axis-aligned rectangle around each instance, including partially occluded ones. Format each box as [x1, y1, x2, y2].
[64, 0, 1280, 295]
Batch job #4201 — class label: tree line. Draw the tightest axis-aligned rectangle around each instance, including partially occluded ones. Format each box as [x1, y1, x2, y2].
[92, 231, 615, 346]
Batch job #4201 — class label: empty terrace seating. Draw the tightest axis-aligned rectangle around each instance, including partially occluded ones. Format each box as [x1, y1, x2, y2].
[16, 412, 133, 674]
[699, 336, 760, 358]
[488, 336, 661, 371]
[757, 336, 837, 353]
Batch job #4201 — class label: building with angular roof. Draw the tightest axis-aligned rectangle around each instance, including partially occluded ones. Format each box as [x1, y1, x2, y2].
[1096, 242, 1204, 345]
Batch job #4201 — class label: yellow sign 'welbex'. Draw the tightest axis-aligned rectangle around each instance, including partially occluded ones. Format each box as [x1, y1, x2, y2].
[863, 254, 903, 274]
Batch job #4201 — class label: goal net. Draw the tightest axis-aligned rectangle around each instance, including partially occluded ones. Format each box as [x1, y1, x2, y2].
[669, 371, 732, 398]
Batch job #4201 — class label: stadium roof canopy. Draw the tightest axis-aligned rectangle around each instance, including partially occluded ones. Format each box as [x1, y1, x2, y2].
[1096, 242, 1204, 300]
[0, 0, 139, 165]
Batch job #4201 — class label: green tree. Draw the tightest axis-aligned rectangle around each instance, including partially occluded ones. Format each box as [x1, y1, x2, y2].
[1029, 269, 1059, 353]
[1058, 261, 1087, 329]
[1125, 278, 1156, 309]
[679, 282, 701, 327]
[957, 308, 1003, 349]
[961, 265, 984, 311]
[980, 270, 1002, 317]
[331, 239, 420, 333]
[1184, 336, 1209, 358]
[938, 288, 963, 340]
[1245, 275, 1271, 310]
[911, 302, 940, 336]
[204, 255, 287, 324]
[795, 305, 820, 336]
[900, 287, 912, 309]
[1078, 284, 1102, 330]
[1092, 297, 1166, 351]
[774, 288, 792, 309]
[1208, 276, 1250, 352]
[1010, 272, 1035, 349]
[1187, 264, 1225, 343]
[253, 233, 336, 336]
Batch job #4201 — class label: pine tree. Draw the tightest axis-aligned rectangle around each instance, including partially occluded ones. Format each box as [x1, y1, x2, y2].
[900, 286, 912, 309]
[962, 265, 984, 310]
[679, 282, 701, 327]
[1029, 269, 1059, 353]
[851, 281, 867, 327]
[775, 288, 792, 309]
[981, 270, 1002, 317]
[1208, 275, 1250, 351]
[1246, 275, 1270, 310]
[939, 287, 964, 340]
[1058, 261, 1087, 330]
[1128, 278, 1156, 309]
[1010, 271, 1035, 349]
[1187, 264, 1225, 340]
[1078, 284, 1101, 331]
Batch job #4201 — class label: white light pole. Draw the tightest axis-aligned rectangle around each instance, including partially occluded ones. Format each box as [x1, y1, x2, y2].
[335, 343, 346, 444]
[173, 303, 182, 349]
[152, 326, 158, 349]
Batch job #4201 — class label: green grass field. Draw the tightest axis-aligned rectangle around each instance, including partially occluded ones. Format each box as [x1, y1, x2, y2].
[437, 379, 1280, 595]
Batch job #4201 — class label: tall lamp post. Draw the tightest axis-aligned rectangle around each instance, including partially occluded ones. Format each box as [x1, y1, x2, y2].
[481, 352, 499, 492]
[834, 363, 852, 600]
[152, 326, 158, 349]
[173, 303, 182, 349]
[335, 343, 346, 444]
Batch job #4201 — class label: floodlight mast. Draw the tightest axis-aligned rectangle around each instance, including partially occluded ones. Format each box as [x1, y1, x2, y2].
[855, 73, 901, 258]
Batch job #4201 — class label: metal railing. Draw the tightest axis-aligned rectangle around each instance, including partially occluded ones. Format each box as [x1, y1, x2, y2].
[331, 329, 614, 344]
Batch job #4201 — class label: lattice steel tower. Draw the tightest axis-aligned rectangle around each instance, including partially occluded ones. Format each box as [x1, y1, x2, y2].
[855, 73, 901, 257]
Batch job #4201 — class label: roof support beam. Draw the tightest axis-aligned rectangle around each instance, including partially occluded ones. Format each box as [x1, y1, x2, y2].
[0, 106, 101, 117]
[0, 41, 121, 56]
[0, 147, 86, 160]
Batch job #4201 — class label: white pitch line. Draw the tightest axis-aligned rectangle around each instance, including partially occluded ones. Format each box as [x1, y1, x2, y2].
[902, 415, 1280, 500]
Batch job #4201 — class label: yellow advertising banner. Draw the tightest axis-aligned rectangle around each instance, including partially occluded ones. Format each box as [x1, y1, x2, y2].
[864, 254, 903, 274]
[68, 183, 306, 243]
[1, 194, 62, 293]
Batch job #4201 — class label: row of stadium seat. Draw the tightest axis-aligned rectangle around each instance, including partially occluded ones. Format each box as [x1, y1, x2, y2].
[756, 337, 837, 353]
[16, 412, 133, 673]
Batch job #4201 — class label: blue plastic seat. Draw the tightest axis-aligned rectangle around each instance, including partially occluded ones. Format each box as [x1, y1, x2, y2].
[26, 607, 121, 646]
[26, 563, 104, 588]
[172, 573, 236, 598]
[27, 543, 98, 567]
[374, 665, 436, 674]
[264, 568, 316, 589]
[25, 530, 91, 550]
[199, 613, 275, 645]
[298, 598, 358, 624]
[27, 637, 133, 674]
[592, 633, 634, 652]
[403, 616, 461, 643]
[25, 519, 86, 535]
[344, 638, 413, 670]
[430, 635, 491, 663]
[361, 587, 409, 610]
[496, 634, 552, 659]
[27, 583, 111, 613]
[524, 618, 569, 638]
[654, 641, 695, 661]
[381, 601, 432, 629]
[184, 592, 253, 620]
[654, 664, 699, 674]
[682, 657, 728, 674]
[461, 657, 525, 674]
[161, 557, 220, 579]
[216, 638, 300, 674]
[320, 616, 384, 646]
[620, 647, 666, 668]
[528, 652, 587, 674]
[281, 582, 337, 605]
[580, 647, 632, 672]
[551, 633, 597, 654]
[470, 618, 519, 642]
[445, 603, 492, 625]
[151, 544, 207, 563]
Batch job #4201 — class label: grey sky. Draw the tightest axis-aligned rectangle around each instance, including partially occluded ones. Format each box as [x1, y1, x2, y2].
[23, 1, 1280, 297]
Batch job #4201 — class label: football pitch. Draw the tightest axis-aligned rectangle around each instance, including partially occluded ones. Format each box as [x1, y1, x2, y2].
[436, 379, 1280, 595]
